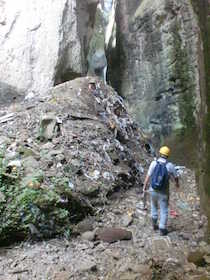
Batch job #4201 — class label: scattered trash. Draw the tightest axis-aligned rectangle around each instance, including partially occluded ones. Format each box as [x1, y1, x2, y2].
[177, 201, 190, 211]
[175, 165, 185, 176]
[102, 172, 114, 181]
[136, 200, 147, 211]
[68, 181, 75, 190]
[84, 170, 100, 180]
[7, 160, 22, 168]
[0, 113, 15, 124]
[170, 209, 179, 218]
[25, 92, 35, 100]
[0, 77, 150, 243]
[77, 88, 82, 96]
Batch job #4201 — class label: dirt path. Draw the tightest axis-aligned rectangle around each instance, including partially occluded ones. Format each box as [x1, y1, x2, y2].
[0, 168, 209, 280]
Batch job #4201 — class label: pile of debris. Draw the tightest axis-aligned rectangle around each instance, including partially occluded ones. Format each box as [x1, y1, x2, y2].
[0, 77, 150, 243]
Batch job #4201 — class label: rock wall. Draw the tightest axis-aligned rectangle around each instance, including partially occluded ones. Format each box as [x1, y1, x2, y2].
[191, 0, 210, 233]
[0, 0, 99, 98]
[109, 0, 201, 165]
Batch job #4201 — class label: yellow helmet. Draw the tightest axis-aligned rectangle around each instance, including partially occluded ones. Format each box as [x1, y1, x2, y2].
[159, 146, 170, 157]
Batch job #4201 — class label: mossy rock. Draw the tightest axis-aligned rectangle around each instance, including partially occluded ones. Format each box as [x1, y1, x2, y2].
[0, 171, 92, 244]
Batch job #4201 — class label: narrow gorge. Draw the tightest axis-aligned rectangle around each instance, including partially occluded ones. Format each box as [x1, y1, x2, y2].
[0, 0, 210, 279]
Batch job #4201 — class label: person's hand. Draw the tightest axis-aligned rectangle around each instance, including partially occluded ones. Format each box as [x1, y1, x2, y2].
[175, 178, 180, 190]
[176, 182, 180, 188]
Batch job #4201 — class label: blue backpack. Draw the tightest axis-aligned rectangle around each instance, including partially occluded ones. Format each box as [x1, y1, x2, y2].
[151, 161, 169, 190]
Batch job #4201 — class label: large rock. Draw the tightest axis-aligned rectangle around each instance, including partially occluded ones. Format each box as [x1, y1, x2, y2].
[193, 0, 210, 235]
[0, 77, 150, 243]
[0, 0, 98, 99]
[109, 0, 201, 165]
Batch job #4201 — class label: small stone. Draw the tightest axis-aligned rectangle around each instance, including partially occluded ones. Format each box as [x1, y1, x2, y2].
[78, 260, 97, 272]
[96, 228, 132, 243]
[41, 142, 55, 150]
[105, 249, 121, 260]
[75, 219, 94, 234]
[188, 250, 206, 266]
[121, 214, 133, 227]
[183, 263, 197, 272]
[0, 192, 5, 202]
[53, 271, 70, 280]
[204, 255, 210, 264]
[81, 231, 95, 242]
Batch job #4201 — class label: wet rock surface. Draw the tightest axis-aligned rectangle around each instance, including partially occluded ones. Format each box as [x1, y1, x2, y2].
[0, 77, 149, 243]
[0, 169, 209, 279]
[110, 0, 201, 165]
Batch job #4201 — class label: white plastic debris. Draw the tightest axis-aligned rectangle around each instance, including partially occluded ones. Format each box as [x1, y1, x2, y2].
[56, 163, 62, 168]
[77, 88, 82, 96]
[7, 160, 21, 168]
[114, 139, 124, 151]
[27, 138, 33, 144]
[85, 170, 100, 180]
[103, 172, 114, 181]
[136, 201, 145, 210]
[68, 181, 75, 190]
[25, 92, 35, 100]
[56, 116, 62, 124]
[175, 165, 185, 176]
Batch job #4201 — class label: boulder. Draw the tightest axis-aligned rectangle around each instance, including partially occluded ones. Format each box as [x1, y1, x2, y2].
[96, 227, 132, 243]
[0, 77, 149, 243]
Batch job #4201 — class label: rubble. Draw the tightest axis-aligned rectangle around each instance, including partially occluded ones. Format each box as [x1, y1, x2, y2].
[0, 168, 209, 279]
[0, 77, 150, 243]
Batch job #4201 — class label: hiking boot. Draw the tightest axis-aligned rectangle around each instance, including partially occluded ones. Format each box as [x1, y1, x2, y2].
[159, 228, 168, 236]
[152, 218, 158, 231]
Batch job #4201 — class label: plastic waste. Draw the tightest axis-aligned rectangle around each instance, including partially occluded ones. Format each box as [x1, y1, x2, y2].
[85, 170, 100, 180]
[103, 172, 114, 181]
[68, 181, 75, 190]
[175, 166, 185, 176]
[177, 201, 190, 210]
[170, 209, 179, 218]
[25, 92, 35, 100]
[7, 160, 21, 168]
[136, 192, 147, 211]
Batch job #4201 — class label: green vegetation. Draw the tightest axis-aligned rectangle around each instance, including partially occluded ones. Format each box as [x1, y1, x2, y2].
[0, 149, 91, 244]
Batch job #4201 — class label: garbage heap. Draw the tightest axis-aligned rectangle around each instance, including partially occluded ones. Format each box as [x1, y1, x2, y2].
[0, 77, 150, 243]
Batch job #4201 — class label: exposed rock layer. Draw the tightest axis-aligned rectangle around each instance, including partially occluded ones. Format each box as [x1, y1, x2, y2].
[191, 0, 210, 233]
[0, 0, 97, 98]
[109, 0, 201, 165]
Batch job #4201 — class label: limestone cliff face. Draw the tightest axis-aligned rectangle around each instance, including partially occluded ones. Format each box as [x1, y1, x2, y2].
[0, 0, 99, 98]
[109, 0, 201, 164]
[191, 0, 210, 232]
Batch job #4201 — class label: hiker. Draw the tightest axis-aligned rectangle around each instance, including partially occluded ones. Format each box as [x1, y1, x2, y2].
[143, 146, 180, 236]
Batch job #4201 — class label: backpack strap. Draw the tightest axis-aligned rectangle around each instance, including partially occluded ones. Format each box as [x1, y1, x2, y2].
[157, 159, 168, 166]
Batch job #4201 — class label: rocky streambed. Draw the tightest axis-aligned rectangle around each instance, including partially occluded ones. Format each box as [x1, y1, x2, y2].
[0, 168, 209, 280]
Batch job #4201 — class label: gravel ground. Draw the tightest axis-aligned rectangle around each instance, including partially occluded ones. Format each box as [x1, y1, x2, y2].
[0, 168, 209, 280]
